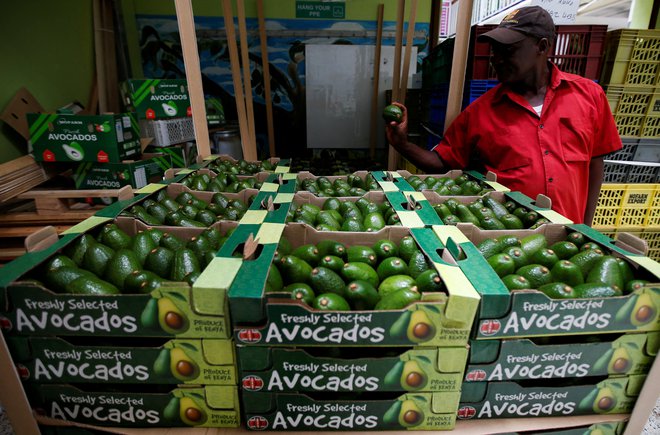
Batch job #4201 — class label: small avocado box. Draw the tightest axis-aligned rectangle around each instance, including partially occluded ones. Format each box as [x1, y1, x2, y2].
[28, 113, 141, 163]
[465, 332, 658, 382]
[121, 79, 191, 120]
[395, 169, 511, 194]
[241, 390, 459, 431]
[229, 224, 480, 347]
[72, 153, 172, 190]
[236, 345, 467, 393]
[7, 337, 236, 385]
[433, 224, 660, 339]
[287, 190, 436, 230]
[457, 375, 645, 420]
[26, 384, 239, 428]
[421, 189, 573, 227]
[0, 217, 236, 338]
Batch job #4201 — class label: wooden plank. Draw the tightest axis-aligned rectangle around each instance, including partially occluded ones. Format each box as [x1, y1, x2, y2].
[237, 0, 257, 161]
[399, 0, 418, 102]
[222, 0, 251, 161]
[174, 0, 211, 157]
[369, 4, 385, 160]
[444, 0, 473, 132]
[257, 0, 276, 158]
[387, 0, 405, 171]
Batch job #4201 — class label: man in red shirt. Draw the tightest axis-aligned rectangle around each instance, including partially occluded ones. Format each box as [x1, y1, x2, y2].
[386, 6, 622, 225]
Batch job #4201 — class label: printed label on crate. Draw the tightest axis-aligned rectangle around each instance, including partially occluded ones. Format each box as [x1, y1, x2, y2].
[465, 334, 654, 382]
[10, 338, 235, 385]
[457, 378, 637, 420]
[0, 285, 228, 338]
[238, 347, 466, 393]
[235, 303, 470, 347]
[32, 385, 239, 428]
[476, 288, 659, 339]
[243, 392, 458, 431]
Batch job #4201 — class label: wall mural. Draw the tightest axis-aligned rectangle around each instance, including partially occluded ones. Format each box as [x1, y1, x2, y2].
[136, 15, 429, 157]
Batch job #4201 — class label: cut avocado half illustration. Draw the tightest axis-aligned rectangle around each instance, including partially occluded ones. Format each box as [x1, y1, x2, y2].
[163, 101, 178, 116]
[63, 142, 84, 161]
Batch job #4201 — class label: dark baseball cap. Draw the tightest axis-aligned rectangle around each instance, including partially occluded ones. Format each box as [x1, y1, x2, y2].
[478, 6, 555, 45]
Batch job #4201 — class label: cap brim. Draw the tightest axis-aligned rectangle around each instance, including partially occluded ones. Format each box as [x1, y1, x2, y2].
[477, 27, 527, 45]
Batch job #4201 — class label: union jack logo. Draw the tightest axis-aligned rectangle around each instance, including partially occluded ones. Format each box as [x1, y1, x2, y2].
[479, 319, 501, 336]
[242, 375, 264, 391]
[465, 369, 487, 381]
[237, 329, 262, 343]
[457, 406, 477, 419]
[247, 416, 269, 430]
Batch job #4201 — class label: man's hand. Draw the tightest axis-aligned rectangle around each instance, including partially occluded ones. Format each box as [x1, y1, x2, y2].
[385, 102, 409, 150]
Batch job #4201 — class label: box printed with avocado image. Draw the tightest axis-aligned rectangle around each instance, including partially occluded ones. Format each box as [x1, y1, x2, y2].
[0, 217, 237, 338]
[27, 384, 239, 428]
[122, 182, 260, 228]
[237, 345, 467, 393]
[8, 336, 236, 385]
[28, 113, 141, 163]
[421, 188, 573, 229]
[465, 332, 658, 382]
[242, 390, 459, 431]
[72, 153, 172, 190]
[457, 375, 645, 420]
[230, 224, 480, 347]
[433, 223, 660, 339]
[394, 169, 507, 197]
[121, 79, 191, 120]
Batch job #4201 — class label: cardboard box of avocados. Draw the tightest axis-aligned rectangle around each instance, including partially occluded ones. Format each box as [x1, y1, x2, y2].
[237, 345, 467, 393]
[432, 224, 660, 339]
[27, 384, 239, 428]
[28, 113, 141, 163]
[395, 169, 510, 195]
[229, 223, 481, 347]
[71, 153, 172, 190]
[0, 217, 237, 338]
[295, 170, 414, 196]
[121, 79, 191, 120]
[457, 375, 645, 420]
[201, 154, 290, 174]
[465, 332, 658, 383]
[241, 390, 460, 431]
[8, 336, 236, 385]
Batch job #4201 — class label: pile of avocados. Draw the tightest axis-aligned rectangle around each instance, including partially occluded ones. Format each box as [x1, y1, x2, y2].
[122, 190, 251, 227]
[434, 195, 548, 229]
[179, 170, 262, 193]
[287, 197, 402, 231]
[477, 232, 649, 298]
[37, 223, 233, 295]
[206, 157, 276, 175]
[298, 174, 381, 197]
[266, 236, 445, 311]
[405, 174, 493, 195]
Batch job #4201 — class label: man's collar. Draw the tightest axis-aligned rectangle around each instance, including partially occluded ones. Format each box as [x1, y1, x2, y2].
[493, 62, 574, 104]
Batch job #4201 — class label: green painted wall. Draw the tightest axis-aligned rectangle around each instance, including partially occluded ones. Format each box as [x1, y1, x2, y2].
[0, 1, 95, 164]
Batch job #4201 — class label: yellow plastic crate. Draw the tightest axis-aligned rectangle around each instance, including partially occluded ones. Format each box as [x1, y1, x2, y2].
[597, 227, 660, 261]
[592, 183, 660, 228]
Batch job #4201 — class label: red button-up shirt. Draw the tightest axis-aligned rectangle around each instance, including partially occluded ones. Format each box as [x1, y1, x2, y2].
[434, 63, 622, 223]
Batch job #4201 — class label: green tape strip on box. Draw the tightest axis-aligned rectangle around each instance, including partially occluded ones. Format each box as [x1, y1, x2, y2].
[397, 211, 424, 228]
[195, 257, 242, 290]
[274, 193, 294, 203]
[485, 180, 510, 192]
[136, 183, 165, 194]
[432, 225, 470, 245]
[378, 181, 399, 192]
[240, 210, 268, 225]
[175, 168, 195, 175]
[538, 209, 573, 224]
[62, 216, 112, 235]
[260, 182, 279, 192]
[255, 223, 285, 245]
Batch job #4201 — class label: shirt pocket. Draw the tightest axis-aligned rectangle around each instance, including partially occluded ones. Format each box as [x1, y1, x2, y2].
[479, 128, 532, 171]
[559, 117, 592, 163]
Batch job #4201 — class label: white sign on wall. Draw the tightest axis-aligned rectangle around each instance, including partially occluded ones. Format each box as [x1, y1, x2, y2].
[533, 0, 579, 24]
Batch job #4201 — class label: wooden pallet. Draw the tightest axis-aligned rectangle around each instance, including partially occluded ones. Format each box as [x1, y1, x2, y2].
[0, 186, 133, 263]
